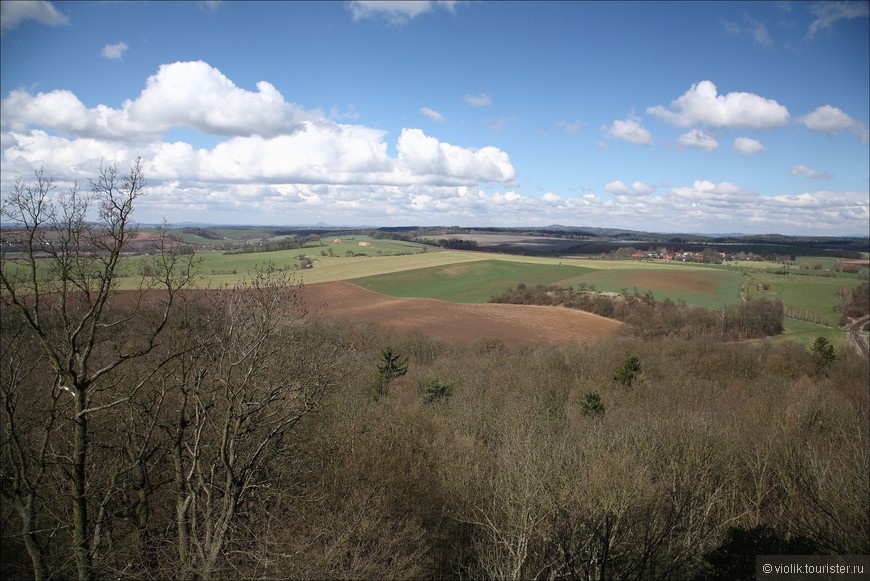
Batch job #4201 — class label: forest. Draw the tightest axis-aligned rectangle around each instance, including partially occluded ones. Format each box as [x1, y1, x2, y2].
[1, 163, 868, 580]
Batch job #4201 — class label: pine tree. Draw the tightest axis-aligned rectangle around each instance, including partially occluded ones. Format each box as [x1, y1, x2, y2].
[810, 336, 836, 375]
[614, 355, 642, 387]
[373, 346, 408, 397]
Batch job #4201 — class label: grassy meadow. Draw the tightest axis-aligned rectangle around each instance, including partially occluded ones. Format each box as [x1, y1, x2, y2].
[743, 268, 865, 326]
[349, 259, 594, 303]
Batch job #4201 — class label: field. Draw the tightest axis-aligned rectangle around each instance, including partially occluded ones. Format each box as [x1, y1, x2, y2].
[744, 270, 851, 326]
[562, 264, 745, 308]
[10, 232, 866, 348]
[349, 259, 595, 303]
[299, 281, 621, 345]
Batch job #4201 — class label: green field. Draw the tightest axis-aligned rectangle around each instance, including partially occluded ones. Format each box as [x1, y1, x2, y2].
[349, 259, 595, 303]
[743, 268, 865, 327]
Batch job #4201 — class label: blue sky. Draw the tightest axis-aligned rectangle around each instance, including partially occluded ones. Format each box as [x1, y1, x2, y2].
[1, 1, 868, 235]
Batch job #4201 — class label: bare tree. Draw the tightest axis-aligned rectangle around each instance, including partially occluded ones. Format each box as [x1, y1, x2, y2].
[448, 415, 566, 580]
[0, 309, 53, 580]
[0, 159, 195, 581]
[166, 267, 341, 579]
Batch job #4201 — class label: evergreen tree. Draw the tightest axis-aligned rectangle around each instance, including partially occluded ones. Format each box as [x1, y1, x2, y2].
[810, 336, 836, 375]
[614, 355, 642, 387]
[373, 346, 408, 397]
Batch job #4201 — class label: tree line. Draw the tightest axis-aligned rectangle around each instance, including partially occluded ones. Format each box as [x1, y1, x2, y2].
[2, 164, 867, 580]
[490, 284, 784, 341]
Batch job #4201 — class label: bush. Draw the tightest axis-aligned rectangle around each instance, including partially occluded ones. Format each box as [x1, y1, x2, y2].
[580, 392, 605, 415]
[614, 355, 642, 387]
[421, 379, 453, 404]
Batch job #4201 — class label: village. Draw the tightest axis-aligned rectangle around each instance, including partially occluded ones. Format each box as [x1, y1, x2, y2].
[630, 248, 727, 263]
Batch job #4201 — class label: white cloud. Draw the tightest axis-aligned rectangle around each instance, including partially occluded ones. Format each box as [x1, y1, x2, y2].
[602, 116, 653, 145]
[541, 192, 562, 204]
[100, 42, 129, 61]
[797, 105, 869, 142]
[791, 164, 833, 179]
[733, 137, 765, 155]
[464, 93, 492, 107]
[1, 0, 68, 31]
[1, 61, 313, 139]
[678, 128, 719, 151]
[0, 60, 515, 189]
[420, 107, 446, 124]
[630, 181, 654, 195]
[7, 151, 863, 234]
[129, 61, 311, 137]
[808, 1, 870, 38]
[647, 80, 790, 129]
[604, 180, 654, 196]
[556, 119, 585, 134]
[721, 17, 773, 46]
[747, 18, 773, 46]
[347, 1, 458, 24]
[396, 128, 514, 184]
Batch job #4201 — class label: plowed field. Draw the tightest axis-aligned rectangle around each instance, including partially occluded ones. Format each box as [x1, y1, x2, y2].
[300, 281, 621, 345]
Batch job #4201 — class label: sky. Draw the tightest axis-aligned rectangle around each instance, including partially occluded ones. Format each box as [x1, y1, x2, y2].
[1, 1, 868, 235]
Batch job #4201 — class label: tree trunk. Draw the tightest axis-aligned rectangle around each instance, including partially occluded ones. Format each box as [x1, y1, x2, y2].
[16, 498, 47, 581]
[71, 388, 91, 581]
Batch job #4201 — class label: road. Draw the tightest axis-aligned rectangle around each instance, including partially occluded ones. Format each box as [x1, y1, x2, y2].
[847, 315, 870, 358]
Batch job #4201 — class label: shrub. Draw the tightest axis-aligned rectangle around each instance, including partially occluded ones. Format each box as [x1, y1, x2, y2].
[580, 392, 605, 415]
[614, 355, 642, 387]
[421, 379, 453, 404]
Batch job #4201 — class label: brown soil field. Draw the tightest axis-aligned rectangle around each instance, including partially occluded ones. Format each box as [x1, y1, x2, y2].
[299, 281, 621, 345]
[617, 270, 719, 294]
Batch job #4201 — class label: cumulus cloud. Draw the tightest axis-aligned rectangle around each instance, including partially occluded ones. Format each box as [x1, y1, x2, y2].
[541, 192, 562, 204]
[100, 42, 129, 61]
[0, 60, 515, 189]
[396, 128, 515, 184]
[347, 1, 458, 24]
[1, 0, 68, 31]
[420, 107, 446, 124]
[128, 61, 312, 137]
[791, 164, 833, 179]
[464, 93, 492, 107]
[210, 181, 866, 234]
[1, 61, 312, 139]
[797, 105, 869, 142]
[733, 137, 765, 155]
[807, 1, 870, 38]
[678, 129, 719, 151]
[602, 116, 653, 145]
[605, 180, 654, 196]
[635, 180, 866, 235]
[647, 80, 790, 129]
